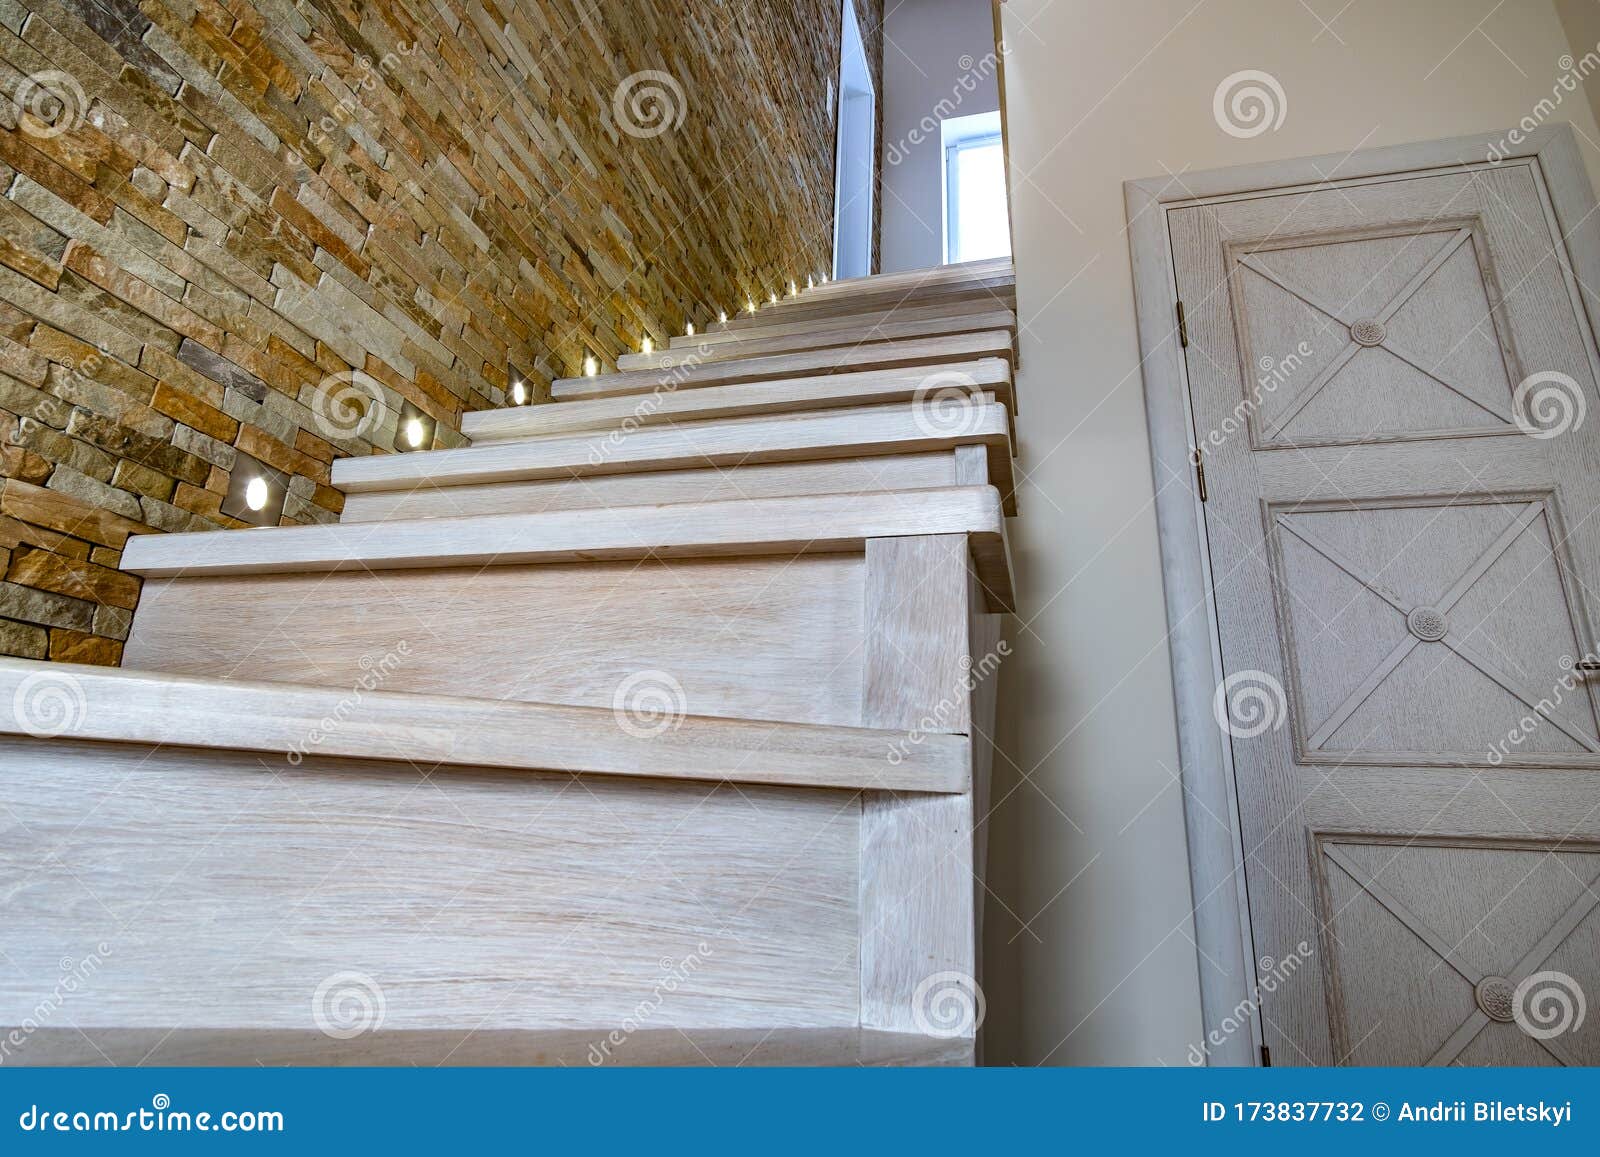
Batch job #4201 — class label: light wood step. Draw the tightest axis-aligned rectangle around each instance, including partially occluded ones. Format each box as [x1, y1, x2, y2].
[463, 358, 1014, 442]
[622, 308, 1016, 370]
[755, 257, 1013, 315]
[671, 297, 1014, 352]
[121, 486, 1015, 610]
[713, 274, 1014, 333]
[552, 331, 1015, 403]
[18, 1027, 972, 1067]
[0, 659, 965, 793]
[333, 404, 1015, 514]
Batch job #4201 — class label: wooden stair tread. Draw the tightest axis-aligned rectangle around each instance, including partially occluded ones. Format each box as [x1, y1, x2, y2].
[0, 659, 969, 794]
[120, 486, 1016, 610]
[623, 308, 1016, 370]
[463, 358, 1015, 442]
[674, 296, 1015, 350]
[334, 404, 1015, 505]
[552, 330, 1014, 401]
[712, 275, 1015, 333]
[17, 1026, 973, 1067]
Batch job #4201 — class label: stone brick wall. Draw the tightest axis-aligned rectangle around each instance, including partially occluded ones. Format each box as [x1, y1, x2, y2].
[0, 0, 871, 666]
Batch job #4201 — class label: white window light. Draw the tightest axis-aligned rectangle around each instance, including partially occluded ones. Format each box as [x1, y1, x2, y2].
[942, 110, 1011, 265]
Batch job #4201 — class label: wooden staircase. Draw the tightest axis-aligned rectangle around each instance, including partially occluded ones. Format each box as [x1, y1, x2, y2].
[0, 258, 1019, 1066]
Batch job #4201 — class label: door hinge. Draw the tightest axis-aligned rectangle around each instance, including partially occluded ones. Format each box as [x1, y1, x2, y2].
[1192, 447, 1208, 502]
[1176, 300, 1189, 348]
[1260, 1044, 1272, 1067]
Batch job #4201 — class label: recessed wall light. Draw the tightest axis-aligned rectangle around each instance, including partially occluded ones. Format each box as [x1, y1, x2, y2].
[584, 355, 598, 377]
[685, 321, 695, 337]
[787, 280, 797, 296]
[718, 310, 728, 324]
[768, 292, 778, 305]
[220, 451, 288, 527]
[641, 336, 654, 355]
[393, 400, 436, 453]
[807, 276, 815, 290]
[512, 379, 527, 405]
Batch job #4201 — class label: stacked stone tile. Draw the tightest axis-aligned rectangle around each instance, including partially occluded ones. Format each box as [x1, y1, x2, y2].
[0, 0, 884, 666]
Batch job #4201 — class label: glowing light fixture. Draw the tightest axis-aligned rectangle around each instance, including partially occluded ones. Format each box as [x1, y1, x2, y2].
[584, 355, 598, 377]
[641, 336, 654, 355]
[768, 292, 778, 305]
[807, 276, 815, 290]
[746, 300, 757, 315]
[244, 476, 269, 512]
[219, 451, 288, 527]
[718, 310, 728, 324]
[393, 400, 436, 453]
[787, 280, 797, 297]
[685, 321, 695, 337]
[512, 379, 527, 406]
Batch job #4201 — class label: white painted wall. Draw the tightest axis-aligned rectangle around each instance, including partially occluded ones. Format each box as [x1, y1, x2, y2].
[985, 0, 1600, 1066]
[880, 0, 1000, 272]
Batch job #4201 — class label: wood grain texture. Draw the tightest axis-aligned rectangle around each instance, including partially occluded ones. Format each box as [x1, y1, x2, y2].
[339, 451, 963, 523]
[550, 331, 1016, 401]
[0, 658, 966, 793]
[118, 486, 1017, 612]
[14, 1027, 972, 1068]
[671, 296, 1016, 350]
[333, 404, 1013, 505]
[464, 360, 1015, 441]
[858, 535, 978, 1045]
[0, 738, 861, 1032]
[125, 555, 871, 728]
[624, 309, 1018, 368]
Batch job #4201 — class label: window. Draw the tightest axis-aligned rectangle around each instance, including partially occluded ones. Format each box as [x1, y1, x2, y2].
[942, 111, 1011, 265]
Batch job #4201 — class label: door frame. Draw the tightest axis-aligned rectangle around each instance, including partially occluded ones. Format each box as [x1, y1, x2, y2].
[1124, 123, 1600, 1066]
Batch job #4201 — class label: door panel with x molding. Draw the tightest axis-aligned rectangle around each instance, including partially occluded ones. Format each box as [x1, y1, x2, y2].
[1172, 158, 1600, 1065]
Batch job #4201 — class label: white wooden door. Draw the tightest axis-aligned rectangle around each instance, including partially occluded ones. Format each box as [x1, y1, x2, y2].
[1173, 160, 1600, 1065]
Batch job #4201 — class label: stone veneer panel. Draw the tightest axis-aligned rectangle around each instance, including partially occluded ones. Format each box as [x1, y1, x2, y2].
[0, 0, 881, 665]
